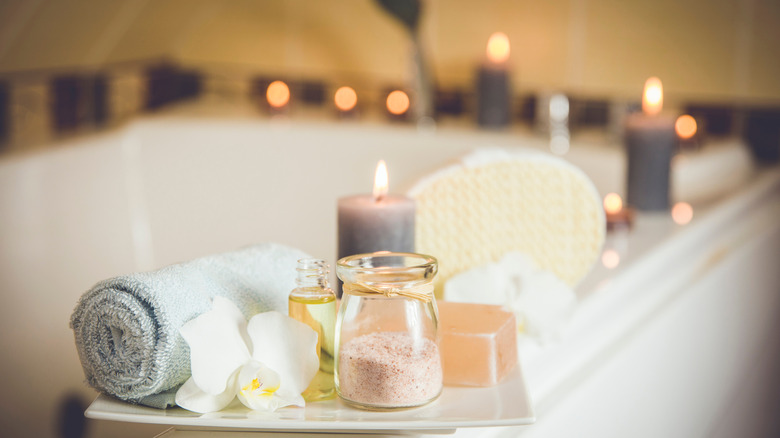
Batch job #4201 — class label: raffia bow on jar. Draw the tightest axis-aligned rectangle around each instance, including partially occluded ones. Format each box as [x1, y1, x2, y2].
[341, 281, 434, 302]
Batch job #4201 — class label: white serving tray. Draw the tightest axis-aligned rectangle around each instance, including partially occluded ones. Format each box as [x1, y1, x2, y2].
[86, 367, 535, 433]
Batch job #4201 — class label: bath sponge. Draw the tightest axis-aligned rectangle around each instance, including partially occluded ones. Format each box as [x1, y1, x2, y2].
[408, 148, 605, 296]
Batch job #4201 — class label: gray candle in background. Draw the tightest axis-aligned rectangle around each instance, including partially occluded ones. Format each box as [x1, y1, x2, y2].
[624, 77, 677, 211]
[625, 113, 676, 211]
[477, 67, 511, 128]
[476, 32, 512, 128]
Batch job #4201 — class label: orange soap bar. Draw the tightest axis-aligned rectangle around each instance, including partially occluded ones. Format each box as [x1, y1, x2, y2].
[438, 301, 518, 386]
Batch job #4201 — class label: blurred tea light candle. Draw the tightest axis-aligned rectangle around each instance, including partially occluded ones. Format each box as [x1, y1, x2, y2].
[675, 115, 697, 140]
[337, 160, 415, 270]
[625, 77, 676, 211]
[334, 86, 358, 117]
[603, 192, 634, 230]
[476, 32, 512, 128]
[676, 114, 699, 150]
[386, 90, 410, 118]
[266, 80, 290, 111]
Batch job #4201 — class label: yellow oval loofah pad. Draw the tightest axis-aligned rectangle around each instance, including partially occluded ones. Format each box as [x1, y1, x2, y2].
[408, 149, 605, 297]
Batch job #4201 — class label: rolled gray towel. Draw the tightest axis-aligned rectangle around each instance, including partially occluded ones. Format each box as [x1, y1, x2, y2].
[70, 243, 308, 408]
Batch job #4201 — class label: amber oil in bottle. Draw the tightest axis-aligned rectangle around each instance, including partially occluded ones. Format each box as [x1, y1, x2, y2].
[289, 259, 337, 401]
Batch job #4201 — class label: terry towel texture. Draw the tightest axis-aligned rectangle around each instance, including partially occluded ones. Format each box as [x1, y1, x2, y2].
[70, 243, 308, 408]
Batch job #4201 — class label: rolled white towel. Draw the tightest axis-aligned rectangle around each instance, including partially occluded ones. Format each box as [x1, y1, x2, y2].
[70, 243, 308, 408]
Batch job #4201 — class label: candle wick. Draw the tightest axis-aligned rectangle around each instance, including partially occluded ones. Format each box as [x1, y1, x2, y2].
[375, 193, 385, 203]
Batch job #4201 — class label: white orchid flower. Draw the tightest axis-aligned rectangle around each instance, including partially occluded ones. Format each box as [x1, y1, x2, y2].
[175, 296, 319, 413]
[445, 251, 577, 340]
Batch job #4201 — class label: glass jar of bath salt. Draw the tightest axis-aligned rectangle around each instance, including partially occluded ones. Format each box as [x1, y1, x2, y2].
[335, 252, 441, 410]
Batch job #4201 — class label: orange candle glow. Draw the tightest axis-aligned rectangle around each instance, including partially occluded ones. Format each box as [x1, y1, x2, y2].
[386, 90, 410, 116]
[335, 86, 358, 112]
[373, 160, 388, 201]
[603, 193, 623, 215]
[486, 32, 510, 64]
[642, 77, 663, 116]
[266, 80, 290, 109]
[675, 115, 698, 139]
[604, 192, 634, 230]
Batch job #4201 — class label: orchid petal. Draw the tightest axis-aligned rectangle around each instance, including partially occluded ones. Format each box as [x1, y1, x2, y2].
[498, 251, 538, 278]
[246, 312, 319, 399]
[273, 386, 305, 409]
[512, 270, 577, 338]
[444, 263, 513, 306]
[236, 360, 301, 411]
[180, 296, 251, 395]
[175, 373, 237, 413]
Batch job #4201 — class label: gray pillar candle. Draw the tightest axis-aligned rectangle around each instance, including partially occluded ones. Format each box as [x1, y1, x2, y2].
[625, 114, 676, 210]
[337, 161, 416, 293]
[624, 77, 677, 211]
[337, 194, 415, 257]
[477, 68, 511, 128]
[476, 32, 512, 128]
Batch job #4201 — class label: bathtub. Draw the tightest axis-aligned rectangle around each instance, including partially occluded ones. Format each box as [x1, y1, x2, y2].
[0, 112, 777, 437]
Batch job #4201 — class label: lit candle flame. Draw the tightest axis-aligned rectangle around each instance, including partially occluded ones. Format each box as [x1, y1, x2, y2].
[487, 32, 510, 64]
[386, 90, 410, 115]
[603, 193, 623, 214]
[335, 86, 357, 112]
[642, 77, 663, 116]
[675, 115, 697, 139]
[373, 160, 388, 201]
[266, 80, 290, 108]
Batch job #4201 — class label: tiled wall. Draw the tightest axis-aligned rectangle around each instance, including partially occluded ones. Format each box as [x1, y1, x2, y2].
[0, 0, 779, 159]
[2, 0, 779, 99]
[0, 63, 199, 153]
[0, 81, 8, 147]
[0, 61, 778, 161]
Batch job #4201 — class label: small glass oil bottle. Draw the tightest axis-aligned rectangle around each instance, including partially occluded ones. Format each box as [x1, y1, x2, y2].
[289, 258, 337, 401]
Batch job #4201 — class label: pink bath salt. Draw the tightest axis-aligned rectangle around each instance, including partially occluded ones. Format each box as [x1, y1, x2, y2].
[338, 332, 442, 407]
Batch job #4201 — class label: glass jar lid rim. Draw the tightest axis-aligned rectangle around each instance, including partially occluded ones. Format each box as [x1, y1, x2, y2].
[337, 251, 437, 271]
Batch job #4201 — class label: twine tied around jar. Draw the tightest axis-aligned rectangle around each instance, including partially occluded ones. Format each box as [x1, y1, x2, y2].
[342, 281, 434, 303]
